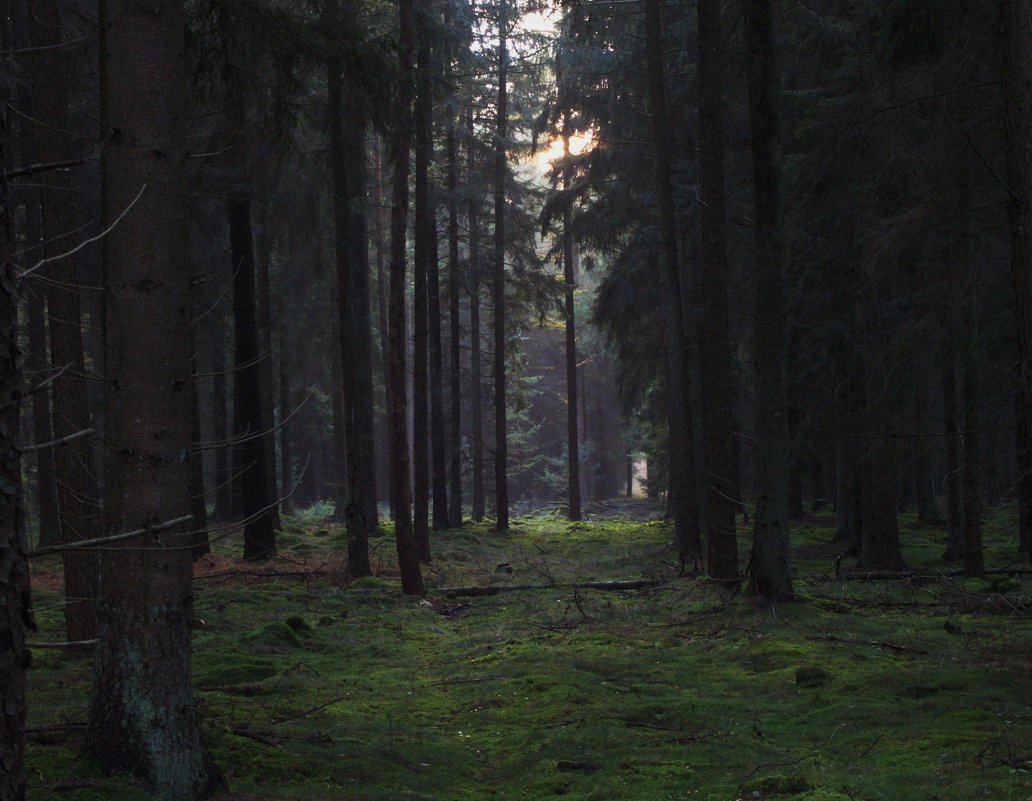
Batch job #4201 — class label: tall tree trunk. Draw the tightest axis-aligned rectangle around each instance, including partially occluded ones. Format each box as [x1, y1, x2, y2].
[447, 84, 464, 528]
[643, 0, 701, 567]
[413, 14, 433, 556]
[1001, 0, 1032, 566]
[389, 0, 426, 595]
[429, 183, 449, 532]
[943, 317, 963, 561]
[86, 0, 224, 793]
[962, 290, 984, 576]
[744, 0, 792, 600]
[212, 331, 233, 520]
[697, 0, 738, 581]
[254, 203, 282, 532]
[372, 136, 394, 519]
[329, 306, 348, 519]
[467, 105, 486, 522]
[277, 300, 294, 516]
[562, 131, 582, 522]
[492, 0, 510, 530]
[0, 97, 35, 801]
[190, 346, 210, 560]
[327, 40, 376, 575]
[29, 0, 100, 639]
[229, 193, 276, 560]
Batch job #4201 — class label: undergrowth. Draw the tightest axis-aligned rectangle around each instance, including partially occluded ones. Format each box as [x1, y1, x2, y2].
[24, 502, 1032, 800]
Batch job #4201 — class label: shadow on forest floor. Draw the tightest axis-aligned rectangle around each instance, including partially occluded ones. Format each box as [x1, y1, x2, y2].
[24, 501, 1032, 801]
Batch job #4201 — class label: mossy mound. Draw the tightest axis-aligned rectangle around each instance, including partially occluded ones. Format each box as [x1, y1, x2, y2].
[194, 652, 279, 688]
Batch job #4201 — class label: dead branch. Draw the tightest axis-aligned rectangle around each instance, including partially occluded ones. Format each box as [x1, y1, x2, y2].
[435, 578, 664, 597]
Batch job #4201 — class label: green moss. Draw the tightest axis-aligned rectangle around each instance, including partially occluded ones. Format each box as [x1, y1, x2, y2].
[193, 652, 279, 687]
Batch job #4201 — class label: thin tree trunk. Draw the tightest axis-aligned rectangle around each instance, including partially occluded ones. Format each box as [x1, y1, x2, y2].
[86, 1, 224, 793]
[389, 0, 425, 595]
[413, 16, 433, 557]
[29, 0, 99, 639]
[697, 0, 737, 581]
[329, 306, 348, 519]
[429, 189, 449, 532]
[467, 105, 486, 522]
[277, 300, 294, 516]
[254, 202, 282, 532]
[962, 291, 984, 576]
[643, 0, 701, 567]
[372, 136, 393, 519]
[492, 0, 510, 530]
[744, 0, 792, 600]
[229, 193, 276, 560]
[447, 83, 464, 528]
[190, 346, 209, 560]
[943, 323, 963, 560]
[1001, 0, 1032, 567]
[332, 64, 377, 577]
[563, 131, 582, 522]
[212, 332, 233, 520]
[0, 97, 35, 801]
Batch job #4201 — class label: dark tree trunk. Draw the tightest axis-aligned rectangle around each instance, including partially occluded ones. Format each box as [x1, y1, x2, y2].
[413, 17, 433, 556]
[1001, 0, 1032, 567]
[190, 348, 210, 560]
[372, 136, 393, 519]
[962, 296, 984, 577]
[229, 194, 276, 560]
[943, 325, 963, 561]
[328, 39, 376, 575]
[254, 203, 282, 533]
[912, 364, 939, 525]
[492, 0, 510, 531]
[743, 0, 792, 600]
[429, 192, 449, 532]
[467, 105, 486, 523]
[29, 0, 100, 639]
[24, 213, 60, 549]
[329, 307, 348, 519]
[389, 0, 426, 595]
[697, 0, 738, 581]
[644, 0, 701, 567]
[86, 1, 224, 794]
[277, 302, 294, 516]
[212, 334, 233, 521]
[859, 439, 904, 572]
[0, 100, 35, 801]
[562, 132, 582, 522]
[1019, 401, 1031, 553]
[446, 84, 463, 529]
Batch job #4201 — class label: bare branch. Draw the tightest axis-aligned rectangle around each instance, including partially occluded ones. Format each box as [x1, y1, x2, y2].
[22, 427, 94, 453]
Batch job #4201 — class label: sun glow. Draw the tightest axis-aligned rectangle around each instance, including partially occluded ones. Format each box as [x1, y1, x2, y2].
[533, 129, 595, 176]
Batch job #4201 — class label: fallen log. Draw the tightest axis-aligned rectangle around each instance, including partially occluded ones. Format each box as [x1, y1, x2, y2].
[434, 578, 664, 597]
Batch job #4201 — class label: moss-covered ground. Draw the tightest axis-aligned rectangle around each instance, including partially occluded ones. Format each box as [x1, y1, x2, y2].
[24, 502, 1032, 800]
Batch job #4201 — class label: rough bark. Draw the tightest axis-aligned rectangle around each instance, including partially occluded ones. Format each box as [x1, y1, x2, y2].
[327, 42, 376, 575]
[413, 15, 433, 555]
[211, 334, 233, 521]
[29, 0, 100, 640]
[1001, 0, 1032, 565]
[86, 0, 224, 794]
[467, 104, 486, 522]
[697, 0, 738, 581]
[643, 0, 701, 566]
[961, 295, 984, 576]
[229, 194, 276, 560]
[447, 82, 464, 529]
[254, 203, 282, 533]
[277, 300, 294, 517]
[744, 0, 792, 600]
[0, 98, 35, 801]
[562, 132, 582, 522]
[389, 0, 426, 595]
[492, 0, 510, 531]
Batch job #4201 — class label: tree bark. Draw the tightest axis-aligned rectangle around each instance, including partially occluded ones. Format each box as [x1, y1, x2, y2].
[562, 131, 582, 522]
[229, 193, 276, 560]
[446, 78, 464, 529]
[86, 1, 224, 794]
[643, 0, 701, 567]
[254, 203, 282, 533]
[277, 298, 294, 517]
[493, 0, 510, 531]
[697, 0, 738, 581]
[467, 104, 486, 522]
[29, 0, 100, 640]
[389, 0, 426, 595]
[327, 39, 377, 575]
[743, 0, 792, 600]
[413, 14, 433, 556]
[0, 98, 35, 801]
[211, 332, 233, 520]
[1001, 0, 1032, 566]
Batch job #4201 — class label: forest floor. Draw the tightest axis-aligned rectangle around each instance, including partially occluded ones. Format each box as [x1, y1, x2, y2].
[23, 501, 1032, 801]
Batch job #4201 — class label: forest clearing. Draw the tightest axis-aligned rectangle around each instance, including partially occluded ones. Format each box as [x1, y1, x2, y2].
[23, 502, 1032, 801]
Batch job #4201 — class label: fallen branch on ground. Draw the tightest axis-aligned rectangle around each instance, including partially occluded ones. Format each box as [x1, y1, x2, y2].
[434, 578, 664, 597]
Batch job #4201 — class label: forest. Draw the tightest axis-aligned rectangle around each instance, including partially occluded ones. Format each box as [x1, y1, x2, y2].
[2, 0, 1032, 799]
